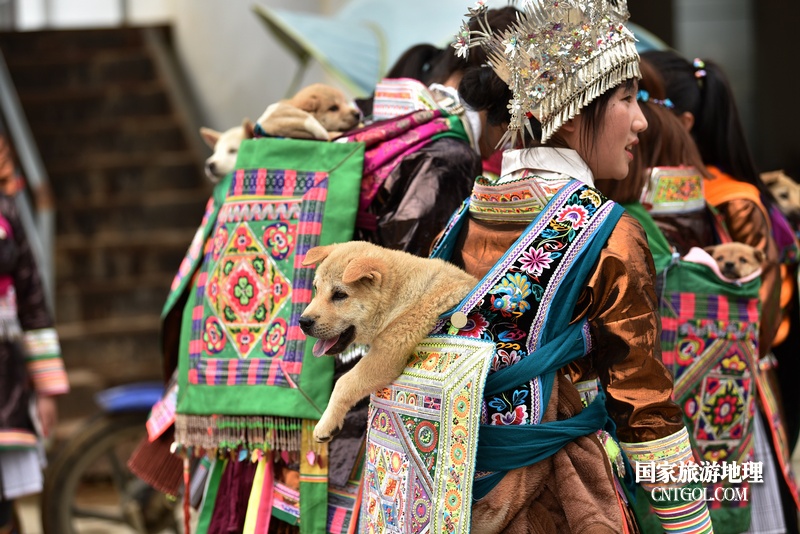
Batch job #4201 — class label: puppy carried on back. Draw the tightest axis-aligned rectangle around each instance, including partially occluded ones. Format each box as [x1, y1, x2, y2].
[299, 241, 477, 442]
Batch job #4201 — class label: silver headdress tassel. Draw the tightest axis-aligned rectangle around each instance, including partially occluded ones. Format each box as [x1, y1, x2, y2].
[453, 0, 641, 144]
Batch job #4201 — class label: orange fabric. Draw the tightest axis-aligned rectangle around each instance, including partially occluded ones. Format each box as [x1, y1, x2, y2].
[703, 166, 782, 357]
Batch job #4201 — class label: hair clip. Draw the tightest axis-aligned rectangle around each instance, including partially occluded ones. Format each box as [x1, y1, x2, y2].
[637, 90, 675, 110]
[693, 58, 707, 79]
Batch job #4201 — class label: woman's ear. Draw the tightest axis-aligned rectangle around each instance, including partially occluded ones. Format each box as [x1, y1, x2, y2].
[560, 117, 578, 134]
[678, 111, 694, 132]
[556, 117, 580, 149]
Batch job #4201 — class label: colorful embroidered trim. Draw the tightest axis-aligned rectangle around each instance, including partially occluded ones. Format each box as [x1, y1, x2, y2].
[640, 167, 705, 215]
[621, 427, 695, 491]
[175, 415, 302, 451]
[468, 172, 572, 222]
[360, 335, 495, 533]
[650, 498, 713, 534]
[23, 328, 68, 395]
[0, 428, 39, 449]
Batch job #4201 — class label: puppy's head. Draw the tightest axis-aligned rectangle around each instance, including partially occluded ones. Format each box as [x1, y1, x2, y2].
[704, 242, 765, 279]
[299, 242, 388, 356]
[762, 170, 800, 224]
[287, 83, 361, 133]
[200, 119, 255, 182]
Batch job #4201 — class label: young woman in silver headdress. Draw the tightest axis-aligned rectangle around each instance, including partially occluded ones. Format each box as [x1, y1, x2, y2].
[425, 1, 714, 532]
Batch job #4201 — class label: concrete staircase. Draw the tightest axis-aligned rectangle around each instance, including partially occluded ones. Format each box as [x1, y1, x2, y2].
[0, 26, 212, 431]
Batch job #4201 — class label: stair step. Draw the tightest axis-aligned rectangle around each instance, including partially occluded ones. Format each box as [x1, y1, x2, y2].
[57, 229, 195, 251]
[57, 187, 211, 211]
[47, 161, 207, 203]
[45, 149, 198, 174]
[5, 49, 157, 92]
[57, 199, 206, 245]
[57, 321, 163, 386]
[29, 114, 189, 135]
[19, 83, 172, 123]
[33, 120, 187, 162]
[57, 314, 161, 340]
[57, 278, 171, 324]
[55, 230, 192, 284]
[0, 27, 150, 55]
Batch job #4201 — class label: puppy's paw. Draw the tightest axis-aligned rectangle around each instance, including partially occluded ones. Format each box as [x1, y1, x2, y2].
[314, 414, 343, 443]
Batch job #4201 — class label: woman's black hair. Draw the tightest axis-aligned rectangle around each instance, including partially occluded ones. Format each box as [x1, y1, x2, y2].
[642, 50, 773, 204]
[427, 6, 522, 84]
[459, 65, 634, 152]
[385, 43, 445, 86]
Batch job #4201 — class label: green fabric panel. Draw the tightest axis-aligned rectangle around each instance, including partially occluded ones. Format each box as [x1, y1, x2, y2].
[177, 138, 365, 420]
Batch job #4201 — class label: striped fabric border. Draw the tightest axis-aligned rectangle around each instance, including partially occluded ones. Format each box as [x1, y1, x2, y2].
[0, 428, 39, 449]
[23, 328, 68, 395]
[651, 499, 713, 533]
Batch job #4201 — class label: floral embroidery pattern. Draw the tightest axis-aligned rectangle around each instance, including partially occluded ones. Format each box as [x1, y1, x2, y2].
[519, 246, 554, 277]
[264, 222, 296, 260]
[491, 272, 532, 313]
[555, 204, 590, 230]
[203, 317, 226, 354]
[459, 313, 489, 338]
[263, 319, 288, 358]
[233, 226, 255, 253]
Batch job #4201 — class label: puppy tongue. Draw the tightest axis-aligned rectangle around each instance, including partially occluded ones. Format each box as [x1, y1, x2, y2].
[312, 335, 340, 357]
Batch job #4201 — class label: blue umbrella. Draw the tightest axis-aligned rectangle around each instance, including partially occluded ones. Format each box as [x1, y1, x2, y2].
[252, 0, 473, 97]
[253, 1, 670, 97]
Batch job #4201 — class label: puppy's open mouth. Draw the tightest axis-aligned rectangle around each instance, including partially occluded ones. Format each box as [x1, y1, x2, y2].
[311, 325, 356, 356]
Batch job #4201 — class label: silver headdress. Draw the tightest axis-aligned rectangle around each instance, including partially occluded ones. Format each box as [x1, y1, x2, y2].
[454, 0, 640, 144]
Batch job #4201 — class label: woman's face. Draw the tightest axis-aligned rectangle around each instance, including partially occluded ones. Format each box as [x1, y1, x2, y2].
[569, 81, 648, 181]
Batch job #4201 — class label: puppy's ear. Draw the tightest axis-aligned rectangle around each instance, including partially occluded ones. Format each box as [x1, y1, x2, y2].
[342, 257, 386, 285]
[302, 245, 335, 266]
[297, 94, 320, 114]
[761, 171, 782, 185]
[753, 249, 766, 264]
[242, 118, 255, 139]
[703, 245, 717, 255]
[200, 127, 221, 149]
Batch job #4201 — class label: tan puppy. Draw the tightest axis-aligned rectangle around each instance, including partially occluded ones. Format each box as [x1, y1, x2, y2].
[704, 242, 765, 279]
[199, 119, 255, 182]
[299, 241, 477, 442]
[257, 83, 361, 141]
[762, 169, 800, 225]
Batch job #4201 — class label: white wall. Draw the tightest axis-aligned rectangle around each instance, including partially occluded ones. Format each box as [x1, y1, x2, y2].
[674, 0, 755, 138]
[170, 0, 335, 131]
[17, 0, 175, 28]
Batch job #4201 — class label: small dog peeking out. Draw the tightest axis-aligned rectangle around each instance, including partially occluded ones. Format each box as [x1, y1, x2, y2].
[704, 242, 765, 280]
[762, 169, 800, 226]
[200, 119, 255, 182]
[257, 83, 361, 141]
[299, 241, 477, 442]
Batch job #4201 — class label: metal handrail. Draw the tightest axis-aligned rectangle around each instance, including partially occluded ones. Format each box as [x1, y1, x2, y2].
[0, 47, 56, 313]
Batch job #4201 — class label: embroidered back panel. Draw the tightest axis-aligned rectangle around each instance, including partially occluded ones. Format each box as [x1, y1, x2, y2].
[189, 169, 326, 388]
[359, 336, 494, 533]
[660, 275, 759, 510]
[176, 139, 364, 425]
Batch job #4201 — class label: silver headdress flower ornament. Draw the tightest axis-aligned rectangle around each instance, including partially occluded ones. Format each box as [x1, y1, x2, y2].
[453, 0, 641, 144]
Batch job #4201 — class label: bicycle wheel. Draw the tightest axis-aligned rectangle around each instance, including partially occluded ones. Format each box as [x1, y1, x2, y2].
[41, 411, 179, 534]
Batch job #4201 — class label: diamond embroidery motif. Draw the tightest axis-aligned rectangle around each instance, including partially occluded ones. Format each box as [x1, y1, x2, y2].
[205, 223, 292, 359]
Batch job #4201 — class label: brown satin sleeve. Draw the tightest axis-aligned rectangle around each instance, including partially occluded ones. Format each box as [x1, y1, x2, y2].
[716, 199, 781, 357]
[564, 213, 685, 443]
